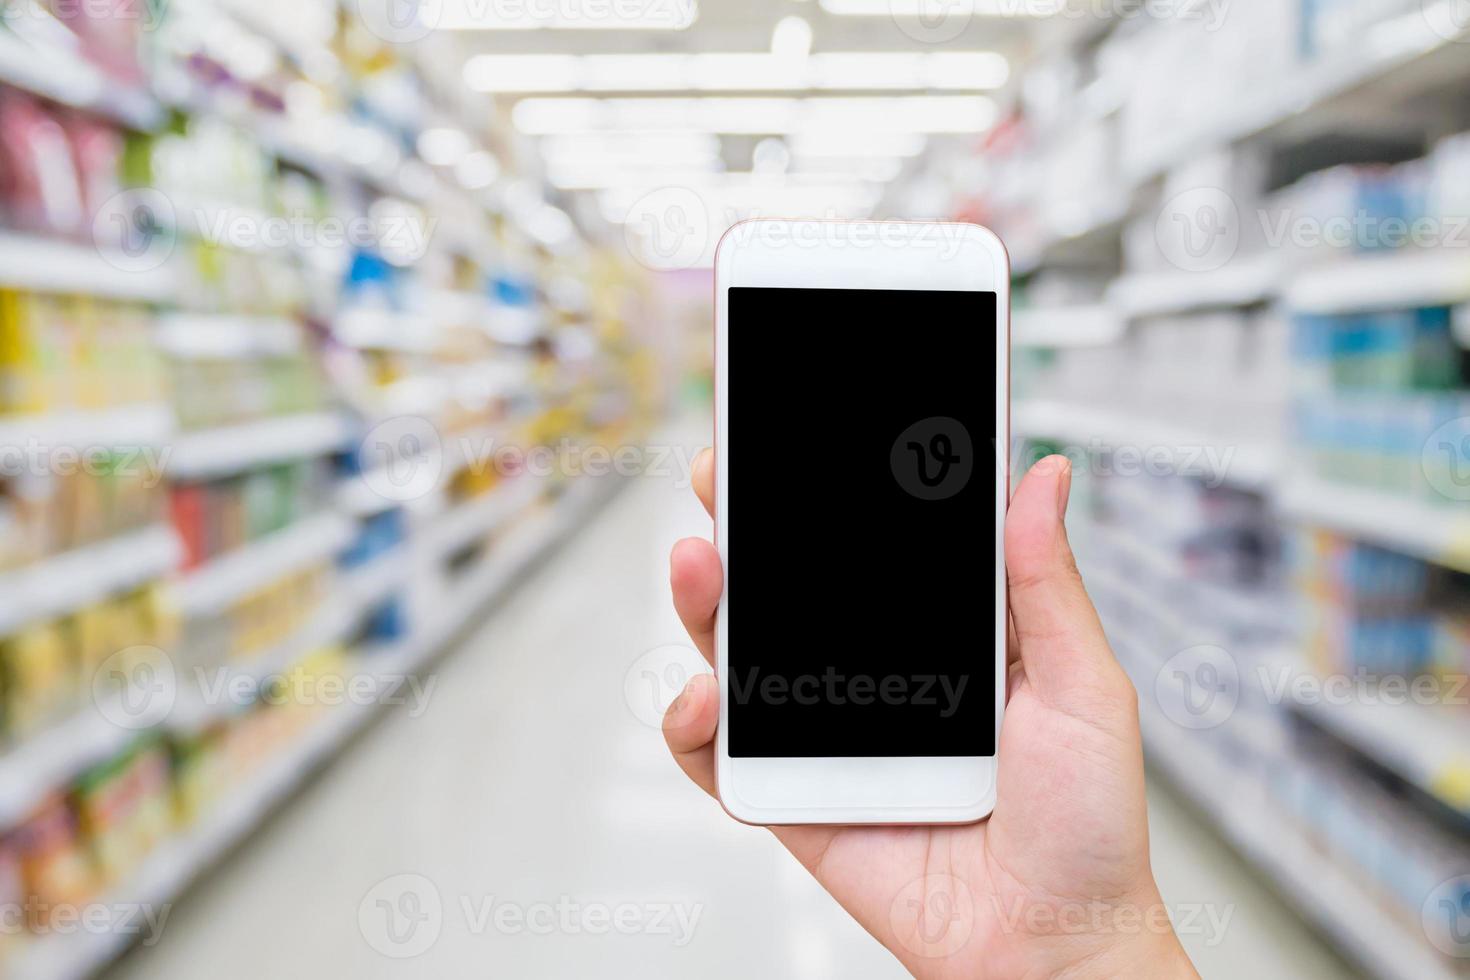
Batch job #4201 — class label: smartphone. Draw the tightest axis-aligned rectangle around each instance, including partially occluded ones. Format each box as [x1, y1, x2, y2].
[712, 219, 1008, 825]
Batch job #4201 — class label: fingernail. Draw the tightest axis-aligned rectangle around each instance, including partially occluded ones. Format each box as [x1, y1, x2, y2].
[671, 678, 697, 715]
[1055, 457, 1073, 519]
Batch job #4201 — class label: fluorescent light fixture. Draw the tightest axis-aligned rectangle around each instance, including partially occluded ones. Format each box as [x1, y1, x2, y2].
[791, 155, 906, 182]
[540, 132, 722, 160]
[926, 51, 1010, 88]
[819, 0, 1061, 15]
[525, 205, 575, 247]
[548, 166, 723, 190]
[788, 131, 927, 156]
[465, 51, 1007, 94]
[455, 150, 501, 189]
[689, 53, 807, 90]
[770, 16, 813, 58]
[811, 53, 925, 89]
[440, 0, 697, 29]
[513, 95, 994, 134]
[464, 54, 579, 92]
[582, 54, 689, 91]
[417, 127, 473, 166]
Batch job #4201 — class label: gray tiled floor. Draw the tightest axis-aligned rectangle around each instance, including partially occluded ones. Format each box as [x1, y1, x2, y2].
[110, 423, 1355, 979]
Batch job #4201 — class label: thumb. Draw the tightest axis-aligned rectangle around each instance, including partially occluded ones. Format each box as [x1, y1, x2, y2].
[1004, 456, 1130, 712]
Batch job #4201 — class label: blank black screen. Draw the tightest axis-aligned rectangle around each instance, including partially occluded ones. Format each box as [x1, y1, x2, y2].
[726, 286, 997, 758]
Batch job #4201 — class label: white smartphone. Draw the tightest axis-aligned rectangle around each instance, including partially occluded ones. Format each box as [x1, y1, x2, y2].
[712, 219, 1009, 825]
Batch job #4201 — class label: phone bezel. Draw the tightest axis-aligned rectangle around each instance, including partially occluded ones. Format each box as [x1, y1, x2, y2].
[712, 218, 1009, 825]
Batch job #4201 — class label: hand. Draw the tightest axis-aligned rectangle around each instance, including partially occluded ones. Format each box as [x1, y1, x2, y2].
[664, 451, 1200, 979]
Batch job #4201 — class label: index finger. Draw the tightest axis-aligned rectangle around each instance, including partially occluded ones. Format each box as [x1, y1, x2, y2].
[692, 447, 713, 516]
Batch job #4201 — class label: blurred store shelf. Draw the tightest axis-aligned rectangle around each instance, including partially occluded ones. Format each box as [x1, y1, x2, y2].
[1012, 306, 1123, 348]
[1014, 398, 1281, 491]
[1266, 649, 1470, 818]
[1285, 250, 1470, 315]
[1135, 690, 1460, 980]
[0, 525, 181, 636]
[154, 315, 304, 359]
[0, 30, 163, 132]
[173, 513, 354, 618]
[1278, 477, 1470, 573]
[0, 404, 176, 453]
[166, 413, 351, 479]
[0, 232, 176, 301]
[1125, 4, 1470, 183]
[420, 476, 547, 559]
[6, 475, 620, 980]
[1108, 256, 1282, 320]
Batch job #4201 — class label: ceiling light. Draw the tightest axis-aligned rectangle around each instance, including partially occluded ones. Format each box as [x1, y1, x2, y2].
[464, 54, 579, 92]
[751, 137, 791, 175]
[690, 53, 806, 90]
[926, 51, 1010, 88]
[513, 96, 993, 135]
[788, 131, 927, 156]
[454, 150, 501, 189]
[539, 132, 722, 160]
[417, 127, 473, 166]
[582, 54, 689, 91]
[440, 0, 697, 29]
[818, 0, 1061, 15]
[463, 50, 1007, 95]
[770, 16, 813, 58]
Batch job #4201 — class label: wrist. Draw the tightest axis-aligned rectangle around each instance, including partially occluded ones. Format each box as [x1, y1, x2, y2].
[1001, 886, 1200, 980]
[1056, 923, 1198, 980]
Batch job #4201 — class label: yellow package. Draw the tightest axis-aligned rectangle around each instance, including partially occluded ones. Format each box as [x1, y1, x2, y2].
[0, 289, 42, 414]
[3, 621, 75, 737]
[69, 603, 113, 700]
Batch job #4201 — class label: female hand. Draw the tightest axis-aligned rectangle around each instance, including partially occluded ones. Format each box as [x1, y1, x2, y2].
[665, 452, 1199, 979]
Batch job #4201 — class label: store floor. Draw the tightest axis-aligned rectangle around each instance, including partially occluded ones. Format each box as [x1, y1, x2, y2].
[111, 422, 1357, 980]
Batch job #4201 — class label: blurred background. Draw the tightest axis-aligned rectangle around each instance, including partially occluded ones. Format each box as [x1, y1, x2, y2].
[0, 0, 1467, 977]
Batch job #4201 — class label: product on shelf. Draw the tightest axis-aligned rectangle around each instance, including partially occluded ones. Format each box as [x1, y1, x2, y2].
[1, 585, 176, 742]
[1288, 528, 1470, 679]
[166, 344, 326, 431]
[0, 459, 163, 573]
[0, 291, 165, 415]
[178, 564, 333, 669]
[1291, 306, 1469, 498]
[74, 739, 173, 884]
[169, 460, 330, 569]
[12, 794, 96, 928]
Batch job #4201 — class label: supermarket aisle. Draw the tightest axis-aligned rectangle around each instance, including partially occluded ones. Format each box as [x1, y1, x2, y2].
[109, 424, 1349, 980]
[109, 424, 901, 979]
